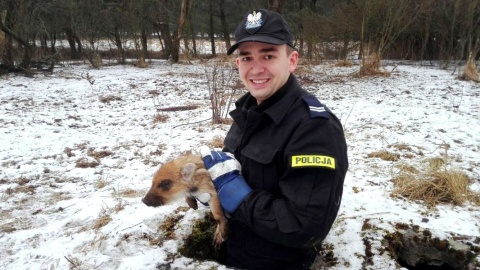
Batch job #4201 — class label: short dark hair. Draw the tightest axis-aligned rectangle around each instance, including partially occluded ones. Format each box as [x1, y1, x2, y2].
[286, 46, 295, 56]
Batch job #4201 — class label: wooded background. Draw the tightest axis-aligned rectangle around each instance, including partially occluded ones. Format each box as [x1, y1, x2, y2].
[0, 0, 479, 71]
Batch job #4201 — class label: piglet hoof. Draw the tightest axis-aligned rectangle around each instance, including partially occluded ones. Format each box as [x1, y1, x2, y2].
[212, 224, 228, 248]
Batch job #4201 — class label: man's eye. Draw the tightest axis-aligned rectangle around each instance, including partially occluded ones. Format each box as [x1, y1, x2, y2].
[264, 55, 274, 60]
[242, 57, 252, 61]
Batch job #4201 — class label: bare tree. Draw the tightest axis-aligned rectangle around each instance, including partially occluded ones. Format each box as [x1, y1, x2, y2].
[297, 3, 319, 61]
[0, 0, 34, 71]
[102, 0, 130, 63]
[219, 0, 231, 51]
[172, 0, 192, 62]
[268, 0, 285, 13]
[62, 0, 83, 60]
[188, 6, 198, 57]
[208, 0, 216, 57]
[357, 0, 424, 75]
[460, 0, 480, 59]
[204, 59, 239, 123]
[156, 0, 174, 60]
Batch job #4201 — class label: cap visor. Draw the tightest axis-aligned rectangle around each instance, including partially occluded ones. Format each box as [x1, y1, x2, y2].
[227, 35, 287, 55]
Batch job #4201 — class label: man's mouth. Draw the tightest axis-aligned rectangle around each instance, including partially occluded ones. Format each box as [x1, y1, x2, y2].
[251, 79, 269, 84]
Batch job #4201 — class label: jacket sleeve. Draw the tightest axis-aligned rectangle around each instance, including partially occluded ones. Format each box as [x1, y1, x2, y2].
[230, 116, 348, 248]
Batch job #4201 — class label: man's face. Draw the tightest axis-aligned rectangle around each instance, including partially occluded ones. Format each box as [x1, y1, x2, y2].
[236, 42, 298, 104]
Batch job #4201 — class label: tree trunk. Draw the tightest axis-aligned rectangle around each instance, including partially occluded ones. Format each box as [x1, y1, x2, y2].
[50, 32, 57, 55]
[65, 27, 80, 60]
[268, 0, 285, 13]
[114, 26, 126, 63]
[172, 0, 191, 62]
[209, 0, 216, 57]
[340, 32, 349, 61]
[141, 28, 149, 59]
[75, 35, 82, 56]
[158, 0, 174, 60]
[1, 2, 16, 69]
[219, 0, 231, 51]
[183, 24, 190, 56]
[0, 3, 34, 70]
[155, 29, 166, 54]
[190, 12, 197, 57]
[298, 0, 304, 56]
[419, 20, 430, 61]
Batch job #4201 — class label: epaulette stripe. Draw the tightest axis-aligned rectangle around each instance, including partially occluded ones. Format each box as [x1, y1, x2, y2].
[309, 106, 326, 113]
[302, 95, 330, 119]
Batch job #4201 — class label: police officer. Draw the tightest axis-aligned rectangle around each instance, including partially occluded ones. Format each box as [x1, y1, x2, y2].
[200, 9, 348, 270]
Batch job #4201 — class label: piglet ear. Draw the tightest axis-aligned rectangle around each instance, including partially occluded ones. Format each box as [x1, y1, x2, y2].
[181, 163, 197, 182]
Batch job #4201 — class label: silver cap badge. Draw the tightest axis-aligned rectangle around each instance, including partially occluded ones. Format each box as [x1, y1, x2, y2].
[245, 11, 263, 29]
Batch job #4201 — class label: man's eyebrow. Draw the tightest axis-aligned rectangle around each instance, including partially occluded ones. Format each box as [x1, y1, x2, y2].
[259, 47, 278, 53]
[238, 51, 251, 56]
[238, 46, 279, 56]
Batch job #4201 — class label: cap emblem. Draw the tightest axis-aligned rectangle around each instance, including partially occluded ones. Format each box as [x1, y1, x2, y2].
[245, 11, 263, 30]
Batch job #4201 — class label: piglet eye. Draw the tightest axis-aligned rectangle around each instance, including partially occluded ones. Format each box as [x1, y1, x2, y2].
[157, 179, 172, 191]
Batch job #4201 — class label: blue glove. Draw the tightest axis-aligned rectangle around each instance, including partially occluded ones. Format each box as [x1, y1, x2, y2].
[199, 146, 252, 213]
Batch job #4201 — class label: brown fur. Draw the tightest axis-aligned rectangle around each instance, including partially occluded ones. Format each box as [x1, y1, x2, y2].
[142, 154, 228, 247]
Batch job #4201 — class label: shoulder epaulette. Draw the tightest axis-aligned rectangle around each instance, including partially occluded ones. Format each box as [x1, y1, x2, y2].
[302, 95, 330, 119]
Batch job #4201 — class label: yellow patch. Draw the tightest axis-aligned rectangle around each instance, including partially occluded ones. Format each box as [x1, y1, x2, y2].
[291, 155, 336, 169]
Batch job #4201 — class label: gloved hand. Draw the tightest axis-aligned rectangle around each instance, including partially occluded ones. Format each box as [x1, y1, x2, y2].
[199, 146, 252, 213]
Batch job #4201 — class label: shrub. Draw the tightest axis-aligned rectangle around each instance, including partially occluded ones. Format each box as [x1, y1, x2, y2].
[392, 160, 480, 207]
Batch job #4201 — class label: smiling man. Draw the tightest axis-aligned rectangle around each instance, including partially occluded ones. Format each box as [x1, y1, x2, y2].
[236, 42, 297, 104]
[200, 9, 349, 270]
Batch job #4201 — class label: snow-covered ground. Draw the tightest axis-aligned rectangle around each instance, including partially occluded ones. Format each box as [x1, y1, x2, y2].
[0, 59, 479, 269]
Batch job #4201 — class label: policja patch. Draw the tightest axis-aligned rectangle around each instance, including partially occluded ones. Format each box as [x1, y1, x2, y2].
[291, 155, 336, 170]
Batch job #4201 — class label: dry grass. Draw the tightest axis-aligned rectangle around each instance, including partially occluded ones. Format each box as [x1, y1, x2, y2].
[153, 113, 169, 124]
[158, 213, 185, 241]
[75, 157, 99, 168]
[135, 56, 149, 68]
[87, 148, 112, 160]
[207, 135, 224, 149]
[118, 188, 140, 198]
[113, 199, 127, 212]
[367, 150, 400, 161]
[157, 105, 199, 112]
[423, 157, 446, 172]
[92, 54, 103, 68]
[335, 60, 353, 67]
[460, 53, 479, 82]
[295, 63, 315, 74]
[392, 161, 480, 207]
[94, 176, 108, 190]
[48, 192, 72, 204]
[390, 143, 413, 152]
[99, 95, 122, 103]
[357, 53, 390, 77]
[395, 163, 419, 174]
[93, 210, 112, 230]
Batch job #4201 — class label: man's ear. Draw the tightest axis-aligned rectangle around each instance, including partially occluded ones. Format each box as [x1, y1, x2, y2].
[181, 163, 197, 182]
[289, 51, 299, 73]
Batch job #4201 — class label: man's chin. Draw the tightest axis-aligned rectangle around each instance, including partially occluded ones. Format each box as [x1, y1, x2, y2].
[249, 92, 271, 104]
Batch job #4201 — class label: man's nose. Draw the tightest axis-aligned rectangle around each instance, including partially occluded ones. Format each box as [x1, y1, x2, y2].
[250, 60, 264, 74]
